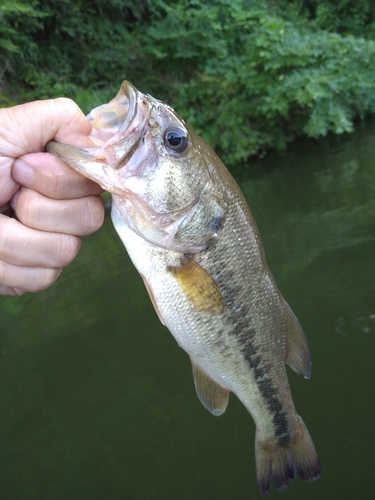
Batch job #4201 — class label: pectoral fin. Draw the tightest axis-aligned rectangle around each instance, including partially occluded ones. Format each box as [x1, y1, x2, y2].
[284, 301, 312, 379]
[191, 362, 230, 416]
[168, 257, 224, 315]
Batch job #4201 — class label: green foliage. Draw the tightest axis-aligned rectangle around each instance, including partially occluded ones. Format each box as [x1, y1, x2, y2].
[0, 0, 374, 166]
[278, 0, 375, 38]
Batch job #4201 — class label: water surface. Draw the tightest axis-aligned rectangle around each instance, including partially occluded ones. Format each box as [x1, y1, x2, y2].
[1, 121, 374, 499]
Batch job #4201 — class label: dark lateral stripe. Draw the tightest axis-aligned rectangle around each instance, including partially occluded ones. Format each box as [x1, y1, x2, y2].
[231, 322, 290, 441]
[256, 378, 289, 440]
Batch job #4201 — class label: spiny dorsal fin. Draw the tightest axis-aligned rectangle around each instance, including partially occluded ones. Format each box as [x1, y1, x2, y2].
[284, 300, 312, 379]
[168, 257, 224, 315]
[191, 362, 230, 416]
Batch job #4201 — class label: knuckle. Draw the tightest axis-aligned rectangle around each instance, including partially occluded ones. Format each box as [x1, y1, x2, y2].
[0, 260, 12, 285]
[54, 234, 81, 267]
[14, 188, 37, 227]
[0, 218, 17, 259]
[53, 96, 80, 112]
[34, 267, 62, 292]
[0, 260, 61, 294]
[52, 97, 91, 135]
[51, 176, 66, 200]
[80, 196, 105, 235]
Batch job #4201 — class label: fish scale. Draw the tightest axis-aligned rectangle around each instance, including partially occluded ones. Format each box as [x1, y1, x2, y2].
[46, 80, 321, 496]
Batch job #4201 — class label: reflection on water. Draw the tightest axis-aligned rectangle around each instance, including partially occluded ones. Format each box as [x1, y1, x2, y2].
[1, 120, 374, 500]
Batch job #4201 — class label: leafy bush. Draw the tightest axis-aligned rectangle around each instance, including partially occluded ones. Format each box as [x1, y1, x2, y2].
[0, 0, 374, 166]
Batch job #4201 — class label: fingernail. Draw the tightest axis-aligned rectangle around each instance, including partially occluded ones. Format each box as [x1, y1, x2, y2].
[10, 190, 20, 210]
[12, 159, 33, 186]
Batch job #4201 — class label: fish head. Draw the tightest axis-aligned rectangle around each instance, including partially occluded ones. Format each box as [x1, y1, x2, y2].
[47, 81, 228, 252]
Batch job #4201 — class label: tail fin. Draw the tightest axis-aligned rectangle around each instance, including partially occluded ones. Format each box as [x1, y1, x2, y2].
[255, 416, 321, 496]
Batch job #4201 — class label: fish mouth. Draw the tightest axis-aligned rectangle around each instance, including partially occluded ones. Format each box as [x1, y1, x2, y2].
[87, 81, 150, 169]
[45, 81, 152, 195]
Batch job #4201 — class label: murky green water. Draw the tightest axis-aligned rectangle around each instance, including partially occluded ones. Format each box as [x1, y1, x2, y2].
[1, 120, 374, 500]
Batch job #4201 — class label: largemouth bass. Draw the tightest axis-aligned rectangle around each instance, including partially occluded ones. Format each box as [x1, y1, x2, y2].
[47, 81, 321, 495]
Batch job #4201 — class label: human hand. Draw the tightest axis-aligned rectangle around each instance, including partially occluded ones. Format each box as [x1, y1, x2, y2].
[0, 98, 105, 296]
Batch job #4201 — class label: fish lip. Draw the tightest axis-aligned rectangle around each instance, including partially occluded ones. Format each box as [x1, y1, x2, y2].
[89, 81, 151, 170]
[106, 81, 147, 168]
[114, 81, 140, 141]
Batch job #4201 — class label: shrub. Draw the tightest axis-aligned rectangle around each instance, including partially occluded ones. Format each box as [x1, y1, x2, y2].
[0, 0, 374, 166]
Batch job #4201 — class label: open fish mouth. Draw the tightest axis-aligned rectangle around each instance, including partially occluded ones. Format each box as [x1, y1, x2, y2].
[45, 82, 152, 193]
[87, 81, 151, 169]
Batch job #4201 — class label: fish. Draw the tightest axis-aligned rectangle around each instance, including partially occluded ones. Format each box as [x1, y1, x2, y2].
[46, 81, 321, 495]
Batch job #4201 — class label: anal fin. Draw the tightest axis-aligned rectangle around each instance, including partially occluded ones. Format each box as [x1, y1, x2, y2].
[191, 361, 230, 416]
[284, 301, 312, 379]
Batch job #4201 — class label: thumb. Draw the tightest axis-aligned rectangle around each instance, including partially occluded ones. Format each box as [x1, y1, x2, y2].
[0, 98, 93, 157]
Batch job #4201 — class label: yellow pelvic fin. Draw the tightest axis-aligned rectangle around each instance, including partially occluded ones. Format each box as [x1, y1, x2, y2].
[284, 300, 312, 379]
[191, 362, 230, 416]
[168, 257, 224, 315]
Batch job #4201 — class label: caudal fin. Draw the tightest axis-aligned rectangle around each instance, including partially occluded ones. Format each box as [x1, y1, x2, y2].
[255, 416, 321, 496]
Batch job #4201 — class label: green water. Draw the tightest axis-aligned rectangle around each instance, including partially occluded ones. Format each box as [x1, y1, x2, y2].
[1, 121, 374, 500]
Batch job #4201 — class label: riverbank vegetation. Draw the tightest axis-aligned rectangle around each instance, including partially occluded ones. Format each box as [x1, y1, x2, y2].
[0, 0, 374, 166]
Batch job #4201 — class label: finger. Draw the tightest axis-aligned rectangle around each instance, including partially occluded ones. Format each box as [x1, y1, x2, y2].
[13, 187, 104, 236]
[0, 260, 62, 294]
[0, 98, 94, 157]
[0, 283, 25, 296]
[0, 215, 81, 268]
[12, 152, 103, 200]
[0, 156, 20, 207]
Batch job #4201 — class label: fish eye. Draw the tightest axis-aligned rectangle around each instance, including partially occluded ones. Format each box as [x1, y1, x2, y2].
[163, 126, 188, 153]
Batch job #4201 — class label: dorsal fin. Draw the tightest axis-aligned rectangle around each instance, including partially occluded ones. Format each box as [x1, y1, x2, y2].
[168, 257, 224, 315]
[191, 361, 230, 416]
[284, 301, 312, 379]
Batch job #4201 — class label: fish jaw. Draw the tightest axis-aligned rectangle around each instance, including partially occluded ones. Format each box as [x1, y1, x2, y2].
[45, 140, 126, 196]
[97, 81, 151, 169]
[87, 81, 134, 142]
[83, 81, 152, 170]
[46, 81, 151, 194]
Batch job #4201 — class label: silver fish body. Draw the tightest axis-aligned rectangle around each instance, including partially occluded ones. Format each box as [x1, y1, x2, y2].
[47, 81, 321, 495]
